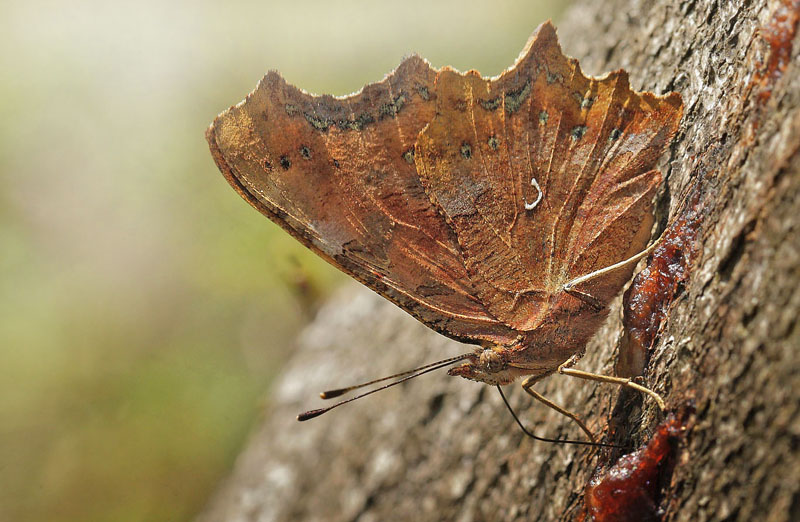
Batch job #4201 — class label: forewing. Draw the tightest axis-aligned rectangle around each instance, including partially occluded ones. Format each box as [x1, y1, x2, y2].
[207, 56, 517, 345]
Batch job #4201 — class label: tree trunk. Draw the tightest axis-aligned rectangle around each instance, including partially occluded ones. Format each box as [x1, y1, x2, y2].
[198, 0, 800, 520]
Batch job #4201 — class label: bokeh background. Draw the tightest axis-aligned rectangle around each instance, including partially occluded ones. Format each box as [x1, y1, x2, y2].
[0, 1, 569, 520]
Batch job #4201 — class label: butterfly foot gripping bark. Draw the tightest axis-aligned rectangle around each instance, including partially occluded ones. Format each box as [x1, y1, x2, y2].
[207, 21, 683, 439]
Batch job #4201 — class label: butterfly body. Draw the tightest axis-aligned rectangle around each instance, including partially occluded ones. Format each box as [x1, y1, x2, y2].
[207, 22, 682, 390]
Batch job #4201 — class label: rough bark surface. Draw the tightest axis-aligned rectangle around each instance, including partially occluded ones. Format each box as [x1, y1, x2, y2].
[199, 1, 800, 521]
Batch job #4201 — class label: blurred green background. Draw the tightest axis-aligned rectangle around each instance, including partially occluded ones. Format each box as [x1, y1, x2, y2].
[0, 1, 568, 520]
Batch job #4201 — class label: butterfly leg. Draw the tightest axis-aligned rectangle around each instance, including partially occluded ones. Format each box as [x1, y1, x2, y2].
[559, 236, 667, 410]
[557, 364, 666, 411]
[563, 287, 604, 310]
[562, 235, 662, 303]
[521, 375, 596, 443]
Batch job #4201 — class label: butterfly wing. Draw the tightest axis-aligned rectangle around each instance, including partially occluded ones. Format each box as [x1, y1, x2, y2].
[207, 56, 518, 346]
[414, 21, 683, 332]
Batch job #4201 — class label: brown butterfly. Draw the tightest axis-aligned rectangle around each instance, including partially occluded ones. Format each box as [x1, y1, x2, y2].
[206, 22, 683, 443]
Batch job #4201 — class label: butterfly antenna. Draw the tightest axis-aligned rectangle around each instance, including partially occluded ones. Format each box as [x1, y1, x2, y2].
[317, 354, 472, 399]
[496, 386, 626, 448]
[297, 353, 472, 421]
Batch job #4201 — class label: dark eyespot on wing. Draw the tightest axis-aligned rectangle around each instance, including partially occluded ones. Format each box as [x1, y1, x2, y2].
[571, 125, 587, 141]
[539, 110, 549, 124]
[504, 80, 531, 113]
[481, 96, 501, 111]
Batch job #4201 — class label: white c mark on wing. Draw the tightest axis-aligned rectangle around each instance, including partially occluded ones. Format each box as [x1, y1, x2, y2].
[524, 177, 543, 210]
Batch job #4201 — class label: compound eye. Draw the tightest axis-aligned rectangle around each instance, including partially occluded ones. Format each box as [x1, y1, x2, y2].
[480, 349, 505, 372]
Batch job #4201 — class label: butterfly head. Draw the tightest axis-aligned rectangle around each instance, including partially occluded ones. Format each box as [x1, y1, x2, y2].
[448, 346, 529, 386]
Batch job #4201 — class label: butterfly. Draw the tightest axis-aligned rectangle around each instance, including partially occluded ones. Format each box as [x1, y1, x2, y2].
[206, 21, 683, 442]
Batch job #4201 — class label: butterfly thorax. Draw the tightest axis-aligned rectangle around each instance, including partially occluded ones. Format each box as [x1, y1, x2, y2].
[448, 308, 610, 386]
[446, 343, 562, 385]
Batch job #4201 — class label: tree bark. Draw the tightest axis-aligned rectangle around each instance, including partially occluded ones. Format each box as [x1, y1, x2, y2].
[198, 0, 800, 520]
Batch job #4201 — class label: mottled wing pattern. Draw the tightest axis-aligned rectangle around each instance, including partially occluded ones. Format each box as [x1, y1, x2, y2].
[206, 56, 518, 346]
[414, 22, 683, 332]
